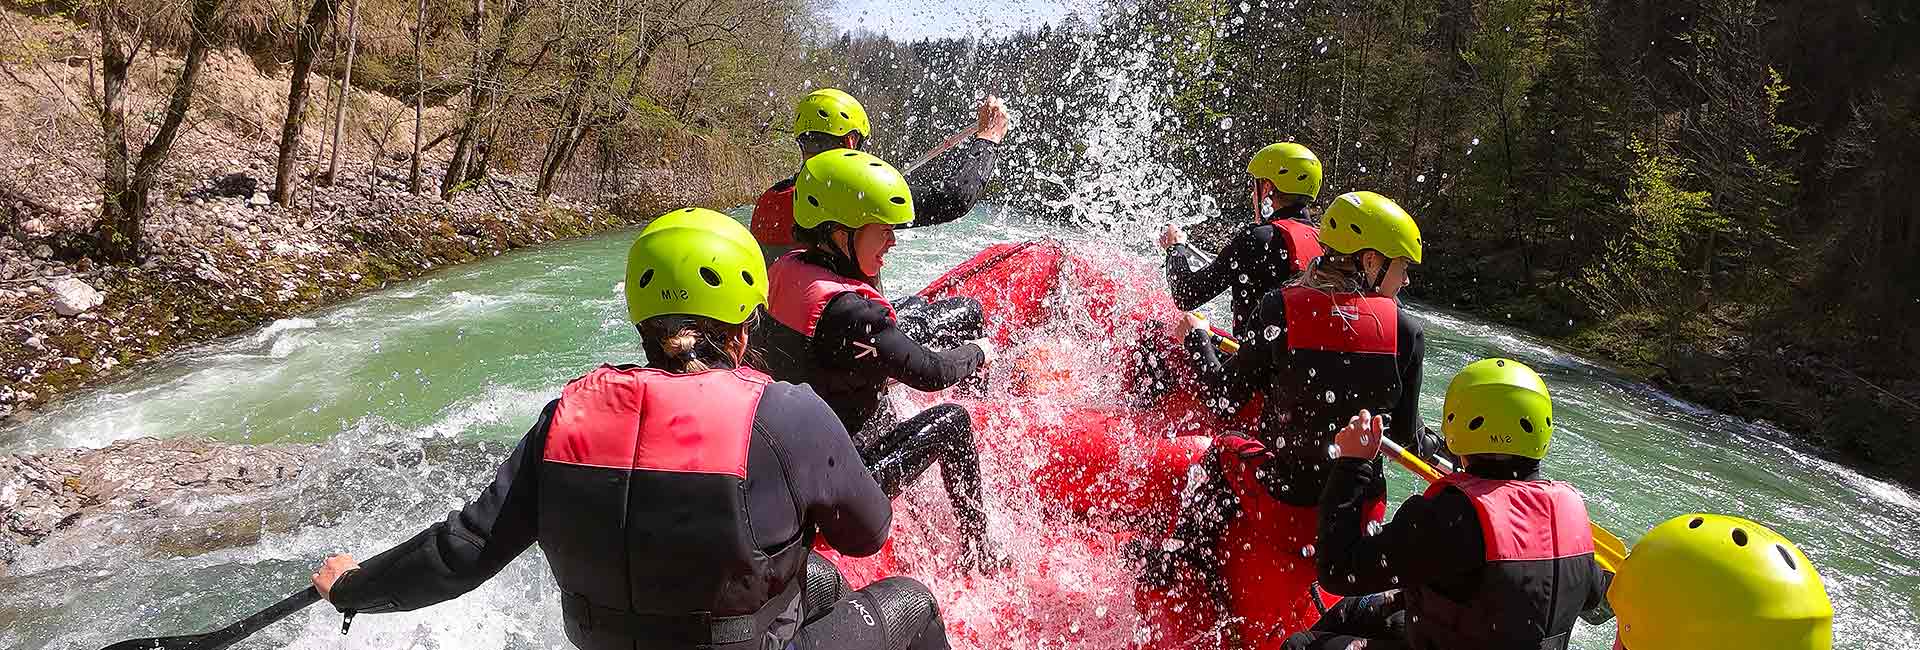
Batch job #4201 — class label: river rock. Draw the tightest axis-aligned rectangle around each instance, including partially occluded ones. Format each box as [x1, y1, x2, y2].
[0, 437, 314, 573]
[30, 243, 53, 259]
[47, 277, 102, 316]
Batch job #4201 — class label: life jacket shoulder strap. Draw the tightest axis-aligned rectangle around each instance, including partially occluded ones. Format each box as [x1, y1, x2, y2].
[750, 182, 797, 247]
[766, 252, 895, 337]
[544, 365, 767, 478]
[1428, 473, 1595, 562]
[1281, 286, 1399, 355]
[1270, 218, 1320, 274]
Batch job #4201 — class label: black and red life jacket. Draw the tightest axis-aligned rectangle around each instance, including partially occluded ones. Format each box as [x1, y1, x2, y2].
[753, 252, 898, 432]
[1251, 286, 1401, 506]
[537, 365, 808, 650]
[1405, 473, 1597, 650]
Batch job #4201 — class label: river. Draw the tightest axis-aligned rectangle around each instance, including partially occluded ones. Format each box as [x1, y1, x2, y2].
[2, 211, 1916, 649]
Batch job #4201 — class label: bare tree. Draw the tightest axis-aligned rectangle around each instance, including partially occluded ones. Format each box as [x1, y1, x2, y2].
[322, 0, 362, 186]
[271, 0, 340, 206]
[93, 0, 225, 263]
[410, 0, 427, 194]
[442, 0, 533, 197]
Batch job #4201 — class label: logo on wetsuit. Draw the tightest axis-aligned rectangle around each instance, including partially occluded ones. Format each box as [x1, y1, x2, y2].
[848, 599, 876, 626]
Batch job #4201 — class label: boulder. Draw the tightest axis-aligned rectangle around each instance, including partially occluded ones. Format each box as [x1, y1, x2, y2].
[47, 277, 103, 316]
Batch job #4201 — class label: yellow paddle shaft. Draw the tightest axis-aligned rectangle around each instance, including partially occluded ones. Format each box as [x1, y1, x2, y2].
[1188, 312, 1241, 354]
[1380, 437, 1627, 572]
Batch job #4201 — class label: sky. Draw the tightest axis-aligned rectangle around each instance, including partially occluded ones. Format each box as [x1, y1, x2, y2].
[833, 0, 1089, 40]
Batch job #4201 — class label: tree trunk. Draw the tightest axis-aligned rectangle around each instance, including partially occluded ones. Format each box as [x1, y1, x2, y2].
[322, 0, 361, 186]
[409, 0, 426, 194]
[97, 0, 224, 263]
[272, 0, 340, 206]
[443, 0, 529, 197]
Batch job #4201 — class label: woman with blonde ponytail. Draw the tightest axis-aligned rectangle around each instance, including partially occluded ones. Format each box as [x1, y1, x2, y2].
[309, 208, 951, 650]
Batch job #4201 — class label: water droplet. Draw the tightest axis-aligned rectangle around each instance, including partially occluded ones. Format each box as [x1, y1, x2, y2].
[1229, 259, 1239, 270]
[1367, 521, 1384, 537]
[1324, 390, 1337, 403]
[1300, 544, 1316, 558]
[1390, 575, 1400, 585]
[1308, 367, 1318, 378]
[1359, 434, 1371, 445]
[1162, 538, 1187, 552]
[1326, 443, 1341, 459]
[1264, 325, 1282, 341]
[1237, 273, 1250, 284]
[1416, 174, 1427, 183]
[1346, 574, 1356, 583]
[1471, 137, 1482, 146]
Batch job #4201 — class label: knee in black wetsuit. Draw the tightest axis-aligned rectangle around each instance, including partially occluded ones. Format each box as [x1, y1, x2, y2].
[894, 296, 986, 349]
[861, 404, 986, 531]
[792, 574, 950, 650]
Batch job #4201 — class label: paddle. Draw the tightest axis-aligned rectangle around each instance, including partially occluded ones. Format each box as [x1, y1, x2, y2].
[1380, 437, 1629, 572]
[901, 124, 981, 175]
[100, 587, 327, 650]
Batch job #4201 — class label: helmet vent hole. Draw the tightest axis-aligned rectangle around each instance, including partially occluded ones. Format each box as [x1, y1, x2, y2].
[1349, 223, 1362, 235]
[869, 162, 882, 167]
[1731, 528, 1749, 546]
[1519, 418, 1534, 433]
[840, 111, 850, 119]
[1297, 173, 1309, 181]
[1328, 218, 1338, 229]
[817, 109, 830, 118]
[843, 151, 859, 157]
[636, 269, 654, 288]
[1775, 545, 1797, 570]
[1277, 168, 1290, 175]
[699, 267, 722, 287]
[1545, 416, 1552, 427]
[1688, 517, 1705, 529]
[1467, 416, 1484, 431]
[741, 271, 755, 286]
[890, 196, 907, 205]
[806, 195, 820, 207]
[1446, 413, 1455, 422]
[1496, 359, 1507, 367]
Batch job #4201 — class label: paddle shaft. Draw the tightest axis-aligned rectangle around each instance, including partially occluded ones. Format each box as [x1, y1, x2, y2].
[101, 587, 323, 650]
[902, 124, 980, 175]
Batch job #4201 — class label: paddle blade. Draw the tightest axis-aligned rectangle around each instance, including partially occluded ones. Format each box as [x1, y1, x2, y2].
[99, 587, 321, 650]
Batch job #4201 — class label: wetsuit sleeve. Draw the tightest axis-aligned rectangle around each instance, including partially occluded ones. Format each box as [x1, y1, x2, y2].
[764, 383, 893, 557]
[1165, 228, 1261, 312]
[326, 401, 555, 613]
[1314, 457, 1485, 596]
[901, 138, 998, 230]
[816, 292, 984, 392]
[1389, 313, 1427, 448]
[1183, 290, 1282, 419]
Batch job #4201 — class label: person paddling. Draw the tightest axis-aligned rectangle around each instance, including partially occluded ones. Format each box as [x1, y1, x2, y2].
[751, 150, 1004, 573]
[1609, 514, 1832, 650]
[1132, 191, 1429, 649]
[307, 209, 951, 650]
[751, 88, 1010, 262]
[1159, 142, 1324, 339]
[1290, 358, 1611, 650]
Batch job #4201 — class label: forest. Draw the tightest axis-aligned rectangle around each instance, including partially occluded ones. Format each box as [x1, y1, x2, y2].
[830, 0, 1920, 487]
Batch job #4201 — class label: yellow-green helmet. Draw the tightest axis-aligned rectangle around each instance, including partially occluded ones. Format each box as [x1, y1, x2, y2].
[792, 149, 914, 230]
[1611, 514, 1832, 650]
[1320, 191, 1423, 264]
[794, 88, 871, 139]
[1442, 358, 1553, 459]
[624, 207, 767, 325]
[1247, 143, 1323, 199]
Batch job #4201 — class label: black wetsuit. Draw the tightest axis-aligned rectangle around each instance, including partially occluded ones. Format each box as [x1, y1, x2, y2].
[325, 362, 948, 650]
[1286, 459, 1611, 650]
[1165, 206, 1318, 340]
[754, 250, 997, 567]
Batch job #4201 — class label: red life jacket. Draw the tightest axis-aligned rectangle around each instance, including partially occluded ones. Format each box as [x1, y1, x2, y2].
[766, 251, 895, 337]
[1281, 286, 1398, 356]
[750, 181, 796, 247]
[538, 365, 807, 650]
[1270, 218, 1320, 276]
[1406, 473, 1597, 650]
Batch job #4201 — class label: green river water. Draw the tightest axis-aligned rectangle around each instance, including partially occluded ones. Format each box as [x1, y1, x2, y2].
[2, 211, 1915, 649]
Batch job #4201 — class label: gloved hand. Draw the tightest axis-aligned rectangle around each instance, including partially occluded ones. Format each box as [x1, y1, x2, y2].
[969, 338, 998, 365]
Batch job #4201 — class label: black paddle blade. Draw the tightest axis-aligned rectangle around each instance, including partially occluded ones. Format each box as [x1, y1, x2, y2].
[99, 587, 322, 650]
